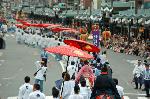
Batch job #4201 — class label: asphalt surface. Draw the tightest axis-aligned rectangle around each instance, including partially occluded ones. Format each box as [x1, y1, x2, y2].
[0, 33, 149, 99]
[107, 50, 148, 98]
[0, 33, 62, 99]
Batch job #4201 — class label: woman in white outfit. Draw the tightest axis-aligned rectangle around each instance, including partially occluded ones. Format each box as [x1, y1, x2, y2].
[68, 84, 83, 99]
[61, 73, 75, 99]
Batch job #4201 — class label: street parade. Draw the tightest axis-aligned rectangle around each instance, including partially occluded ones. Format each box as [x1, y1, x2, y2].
[0, 0, 150, 99]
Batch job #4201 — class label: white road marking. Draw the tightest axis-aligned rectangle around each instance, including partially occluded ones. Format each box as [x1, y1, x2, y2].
[125, 93, 146, 96]
[2, 76, 15, 80]
[137, 97, 148, 99]
[126, 59, 138, 65]
[7, 96, 53, 99]
[123, 96, 130, 99]
[0, 83, 2, 87]
[0, 60, 5, 62]
[5, 34, 9, 37]
[59, 61, 65, 72]
[11, 34, 14, 37]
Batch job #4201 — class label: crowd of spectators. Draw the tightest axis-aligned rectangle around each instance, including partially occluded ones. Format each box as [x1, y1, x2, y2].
[105, 34, 150, 59]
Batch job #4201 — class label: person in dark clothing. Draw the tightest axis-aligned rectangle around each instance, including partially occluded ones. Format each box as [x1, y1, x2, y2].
[0, 37, 5, 49]
[90, 66, 121, 99]
[52, 86, 59, 98]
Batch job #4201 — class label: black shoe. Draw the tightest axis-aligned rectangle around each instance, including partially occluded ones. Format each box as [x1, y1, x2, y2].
[145, 95, 150, 97]
[142, 89, 146, 91]
[134, 87, 138, 89]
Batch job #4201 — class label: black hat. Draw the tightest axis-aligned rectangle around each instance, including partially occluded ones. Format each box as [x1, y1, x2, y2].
[145, 63, 149, 67]
[138, 60, 141, 62]
[143, 60, 147, 64]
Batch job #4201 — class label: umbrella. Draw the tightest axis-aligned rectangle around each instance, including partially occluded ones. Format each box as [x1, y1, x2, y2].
[45, 45, 93, 98]
[51, 27, 71, 33]
[30, 24, 41, 27]
[63, 29, 79, 34]
[41, 24, 53, 28]
[47, 24, 62, 29]
[16, 19, 30, 25]
[22, 22, 31, 26]
[64, 39, 100, 52]
[45, 45, 93, 60]
[30, 23, 53, 28]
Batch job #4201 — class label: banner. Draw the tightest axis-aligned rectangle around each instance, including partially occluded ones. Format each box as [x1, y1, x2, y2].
[92, 31, 100, 47]
[92, 24, 100, 47]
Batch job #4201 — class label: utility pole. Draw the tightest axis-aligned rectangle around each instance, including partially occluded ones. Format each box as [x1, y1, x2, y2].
[90, 0, 93, 16]
[77, 0, 80, 15]
[111, 0, 113, 7]
[135, 0, 138, 14]
[66, 0, 67, 11]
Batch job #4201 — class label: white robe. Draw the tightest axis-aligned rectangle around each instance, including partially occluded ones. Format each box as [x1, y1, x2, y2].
[67, 64, 76, 78]
[62, 80, 75, 99]
[68, 94, 83, 99]
[15, 29, 22, 43]
[79, 86, 91, 99]
[18, 83, 33, 99]
[47, 38, 55, 47]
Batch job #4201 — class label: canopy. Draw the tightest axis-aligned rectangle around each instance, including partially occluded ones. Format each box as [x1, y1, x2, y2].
[45, 45, 94, 59]
[64, 39, 100, 52]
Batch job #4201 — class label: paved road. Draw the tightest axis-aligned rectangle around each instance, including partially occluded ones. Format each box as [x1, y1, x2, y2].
[107, 49, 148, 98]
[0, 33, 149, 99]
[0, 34, 62, 99]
